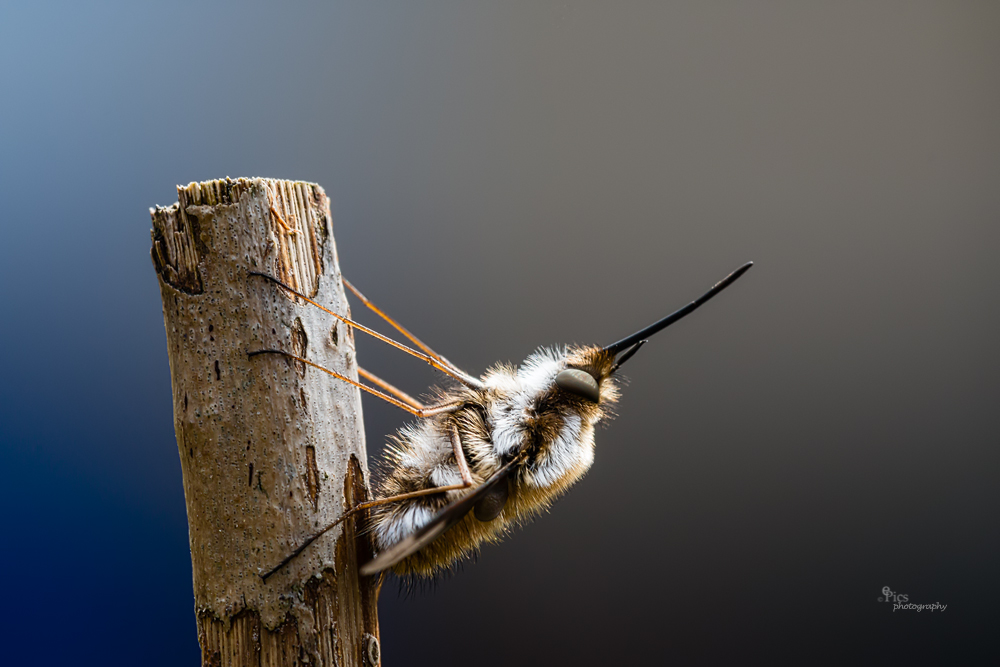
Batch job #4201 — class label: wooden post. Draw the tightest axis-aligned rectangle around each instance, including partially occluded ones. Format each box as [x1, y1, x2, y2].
[151, 178, 380, 667]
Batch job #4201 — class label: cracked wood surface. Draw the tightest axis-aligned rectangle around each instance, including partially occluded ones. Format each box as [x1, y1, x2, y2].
[152, 178, 380, 666]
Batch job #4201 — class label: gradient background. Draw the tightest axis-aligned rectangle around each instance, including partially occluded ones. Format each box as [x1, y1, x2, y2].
[1, 2, 997, 664]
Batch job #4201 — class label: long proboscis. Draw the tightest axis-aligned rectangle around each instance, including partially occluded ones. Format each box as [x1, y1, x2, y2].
[603, 261, 753, 356]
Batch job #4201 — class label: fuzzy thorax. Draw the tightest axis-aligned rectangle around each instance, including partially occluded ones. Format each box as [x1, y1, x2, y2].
[369, 345, 619, 576]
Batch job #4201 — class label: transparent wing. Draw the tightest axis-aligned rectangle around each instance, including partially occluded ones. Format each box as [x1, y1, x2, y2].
[359, 459, 518, 576]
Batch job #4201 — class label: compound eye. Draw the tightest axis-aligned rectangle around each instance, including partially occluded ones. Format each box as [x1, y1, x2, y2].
[555, 369, 600, 403]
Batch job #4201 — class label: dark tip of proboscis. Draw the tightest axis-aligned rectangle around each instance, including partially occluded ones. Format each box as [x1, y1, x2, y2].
[602, 260, 755, 356]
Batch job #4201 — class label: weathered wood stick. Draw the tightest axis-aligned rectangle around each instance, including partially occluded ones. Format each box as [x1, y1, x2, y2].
[151, 178, 380, 667]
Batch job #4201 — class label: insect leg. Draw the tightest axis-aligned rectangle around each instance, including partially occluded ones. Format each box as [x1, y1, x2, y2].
[261, 482, 475, 581]
[359, 456, 525, 576]
[356, 368, 477, 424]
[249, 349, 463, 417]
[248, 271, 485, 389]
[357, 366, 424, 410]
[261, 426, 476, 580]
[342, 278, 468, 378]
[449, 422, 475, 487]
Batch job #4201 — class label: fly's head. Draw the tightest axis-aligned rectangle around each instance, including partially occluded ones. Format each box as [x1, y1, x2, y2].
[561, 343, 621, 406]
[478, 262, 754, 488]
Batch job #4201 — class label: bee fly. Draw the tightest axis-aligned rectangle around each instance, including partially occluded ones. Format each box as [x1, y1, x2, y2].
[251, 261, 753, 580]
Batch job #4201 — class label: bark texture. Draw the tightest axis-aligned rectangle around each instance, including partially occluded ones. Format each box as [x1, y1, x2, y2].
[151, 178, 380, 666]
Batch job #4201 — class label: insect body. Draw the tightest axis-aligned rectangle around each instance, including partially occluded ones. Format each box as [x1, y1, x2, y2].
[368, 343, 617, 577]
[253, 262, 752, 580]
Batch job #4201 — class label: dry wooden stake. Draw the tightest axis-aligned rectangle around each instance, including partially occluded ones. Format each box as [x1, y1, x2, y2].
[151, 178, 380, 667]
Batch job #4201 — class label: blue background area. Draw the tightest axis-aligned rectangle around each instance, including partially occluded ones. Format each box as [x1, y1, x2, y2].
[1, 2, 997, 664]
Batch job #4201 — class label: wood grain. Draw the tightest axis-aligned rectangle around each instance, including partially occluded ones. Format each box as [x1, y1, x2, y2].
[152, 178, 380, 666]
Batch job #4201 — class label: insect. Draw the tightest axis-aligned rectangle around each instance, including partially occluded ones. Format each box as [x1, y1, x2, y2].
[252, 261, 752, 580]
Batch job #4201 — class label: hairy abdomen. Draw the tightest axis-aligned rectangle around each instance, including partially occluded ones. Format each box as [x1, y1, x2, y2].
[368, 415, 594, 577]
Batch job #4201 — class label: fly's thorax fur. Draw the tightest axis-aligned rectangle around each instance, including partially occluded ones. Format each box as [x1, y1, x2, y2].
[483, 345, 619, 484]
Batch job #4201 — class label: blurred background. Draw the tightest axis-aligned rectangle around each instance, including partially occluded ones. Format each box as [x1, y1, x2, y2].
[1, 2, 997, 664]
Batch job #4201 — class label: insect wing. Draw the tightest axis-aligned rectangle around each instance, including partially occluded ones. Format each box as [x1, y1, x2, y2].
[473, 475, 509, 521]
[359, 459, 517, 576]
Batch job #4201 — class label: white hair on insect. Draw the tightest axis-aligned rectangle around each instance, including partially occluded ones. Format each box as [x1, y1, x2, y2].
[523, 414, 594, 488]
[374, 346, 587, 550]
[377, 502, 435, 548]
[481, 346, 601, 487]
[486, 346, 569, 458]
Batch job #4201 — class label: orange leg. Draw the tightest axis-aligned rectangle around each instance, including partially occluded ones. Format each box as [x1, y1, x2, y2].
[249, 349, 464, 417]
[343, 278, 465, 377]
[358, 366, 424, 411]
[261, 427, 476, 582]
[248, 271, 485, 389]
